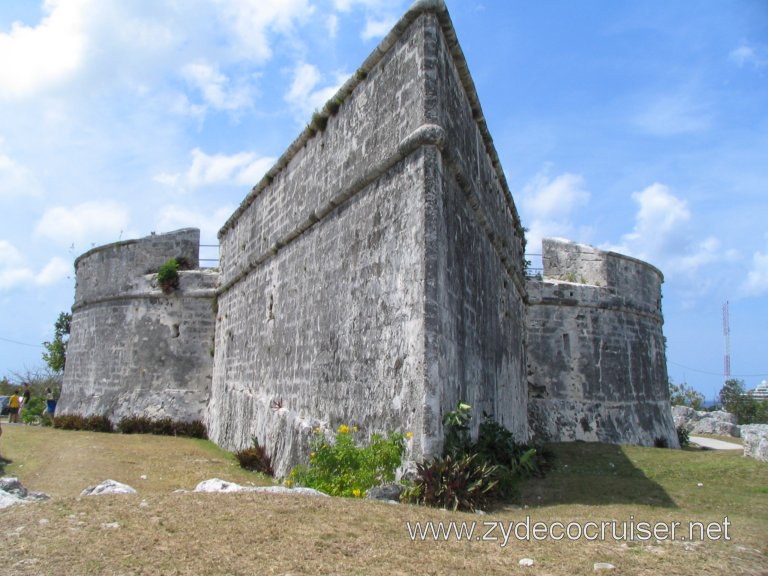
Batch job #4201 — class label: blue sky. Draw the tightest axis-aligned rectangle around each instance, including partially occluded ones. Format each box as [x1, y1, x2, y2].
[0, 0, 766, 400]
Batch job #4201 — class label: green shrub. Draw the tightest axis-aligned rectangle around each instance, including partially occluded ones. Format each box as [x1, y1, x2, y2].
[84, 415, 114, 433]
[677, 425, 690, 447]
[235, 436, 274, 476]
[117, 415, 154, 434]
[289, 425, 406, 497]
[157, 258, 180, 293]
[442, 402, 472, 458]
[21, 396, 46, 424]
[404, 403, 544, 511]
[404, 453, 499, 512]
[52, 414, 86, 430]
[117, 415, 207, 439]
[51, 414, 113, 432]
[175, 419, 208, 439]
[152, 417, 176, 436]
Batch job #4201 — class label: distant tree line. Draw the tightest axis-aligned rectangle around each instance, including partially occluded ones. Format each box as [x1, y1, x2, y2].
[669, 378, 768, 425]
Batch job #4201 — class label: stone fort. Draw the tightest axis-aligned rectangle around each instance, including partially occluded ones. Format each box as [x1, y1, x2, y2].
[58, 0, 678, 476]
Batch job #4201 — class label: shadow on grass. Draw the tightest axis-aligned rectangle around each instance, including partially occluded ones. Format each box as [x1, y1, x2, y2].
[520, 442, 677, 508]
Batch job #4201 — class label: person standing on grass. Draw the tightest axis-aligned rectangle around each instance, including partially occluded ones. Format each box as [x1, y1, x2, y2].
[21, 383, 31, 421]
[8, 392, 20, 423]
[45, 387, 57, 417]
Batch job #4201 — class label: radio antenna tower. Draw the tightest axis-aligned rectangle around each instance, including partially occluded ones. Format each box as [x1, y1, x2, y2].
[723, 301, 731, 381]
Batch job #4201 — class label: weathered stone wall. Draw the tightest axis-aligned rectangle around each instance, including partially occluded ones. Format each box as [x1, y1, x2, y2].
[208, 2, 528, 475]
[427, 17, 528, 443]
[527, 238, 679, 448]
[59, 229, 217, 422]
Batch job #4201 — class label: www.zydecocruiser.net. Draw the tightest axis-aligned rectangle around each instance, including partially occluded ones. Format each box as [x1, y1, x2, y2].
[406, 516, 731, 547]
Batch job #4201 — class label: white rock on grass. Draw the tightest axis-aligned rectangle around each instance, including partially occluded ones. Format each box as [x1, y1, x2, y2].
[594, 562, 616, 571]
[0, 491, 23, 509]
[0, 477, 50, 508]
[193, 478, 327, 497]
[80, 479, 137, 496]
[519, 558, 535, 567]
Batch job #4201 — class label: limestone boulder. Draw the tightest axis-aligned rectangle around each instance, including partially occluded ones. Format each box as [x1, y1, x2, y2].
[672, 406, 740, 437]
[366, 483, 404, 502]
[81, 479, 137, 496]
[740, 424, 768, 462]
[0, 477, 50, 508]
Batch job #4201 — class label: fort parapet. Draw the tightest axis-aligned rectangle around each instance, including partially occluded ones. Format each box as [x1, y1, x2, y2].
[59, 229, 217, 423]
[527, 239, 678, 448]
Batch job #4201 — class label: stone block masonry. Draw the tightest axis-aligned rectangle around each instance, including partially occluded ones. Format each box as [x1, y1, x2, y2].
[59, 229, 217, 423]
[527, 239, 679, 448]
[58, 0, 680, 477]
[207, 1, 528, 476]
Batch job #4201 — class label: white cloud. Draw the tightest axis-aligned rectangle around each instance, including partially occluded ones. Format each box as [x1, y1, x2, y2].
[0, 241, 68, 289]
[608, 183, 689, 261]
[212, 0, 314, 63]
[519, 169, 591, 254]
[633, 93, 711, 136]
[522, 171, 590, 220]
[34, 201, 130, 248]
[729, 43, 766, 68]
[285, 62, 348, 121]
[742, 249, 768, 297]
[0, 0, 92, 99]
[361, 17, 396, 41]
[157, 205, 236, 242]
[0, 152, 41, 198]
[155, 148, 276, 191]
[607, 183, 738, 277]
[36, 257, 71, 285]
[181, 61, 253, 112]
[333, 0, 393, 11]
[520, 166, 590, 253]
[326, 14, 339, 39]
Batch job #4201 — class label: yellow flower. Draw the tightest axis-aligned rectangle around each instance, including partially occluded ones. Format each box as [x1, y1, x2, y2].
[406, 431, 414, 439]
[352, 489, 362, 498]
[338, 424, 350, 434]
[285, 479, 293, 488]
[351, 426, 358, 432]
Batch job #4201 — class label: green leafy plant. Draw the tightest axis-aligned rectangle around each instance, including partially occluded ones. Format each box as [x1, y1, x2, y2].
[289, 425, 407, 497]
[42, 312, 71, 373]
[442, 402, 472, 458]
[157, 258, 181, 293]
[21, 396, 47, 425]
[405, 453, 499, 512]
[405, 403, 544, 511]
[235, 436, 274, 476]
[677, 425, 690, 447]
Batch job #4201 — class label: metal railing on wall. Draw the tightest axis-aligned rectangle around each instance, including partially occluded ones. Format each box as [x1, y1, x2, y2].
[200, 244, 220, 268]
[524, 253, 543, 278]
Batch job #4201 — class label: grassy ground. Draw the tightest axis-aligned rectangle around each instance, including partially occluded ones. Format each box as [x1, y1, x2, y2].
[0, 424, 766, 576]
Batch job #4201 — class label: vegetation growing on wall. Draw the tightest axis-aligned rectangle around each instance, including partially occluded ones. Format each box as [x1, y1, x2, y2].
[156, 258, 190, 293]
